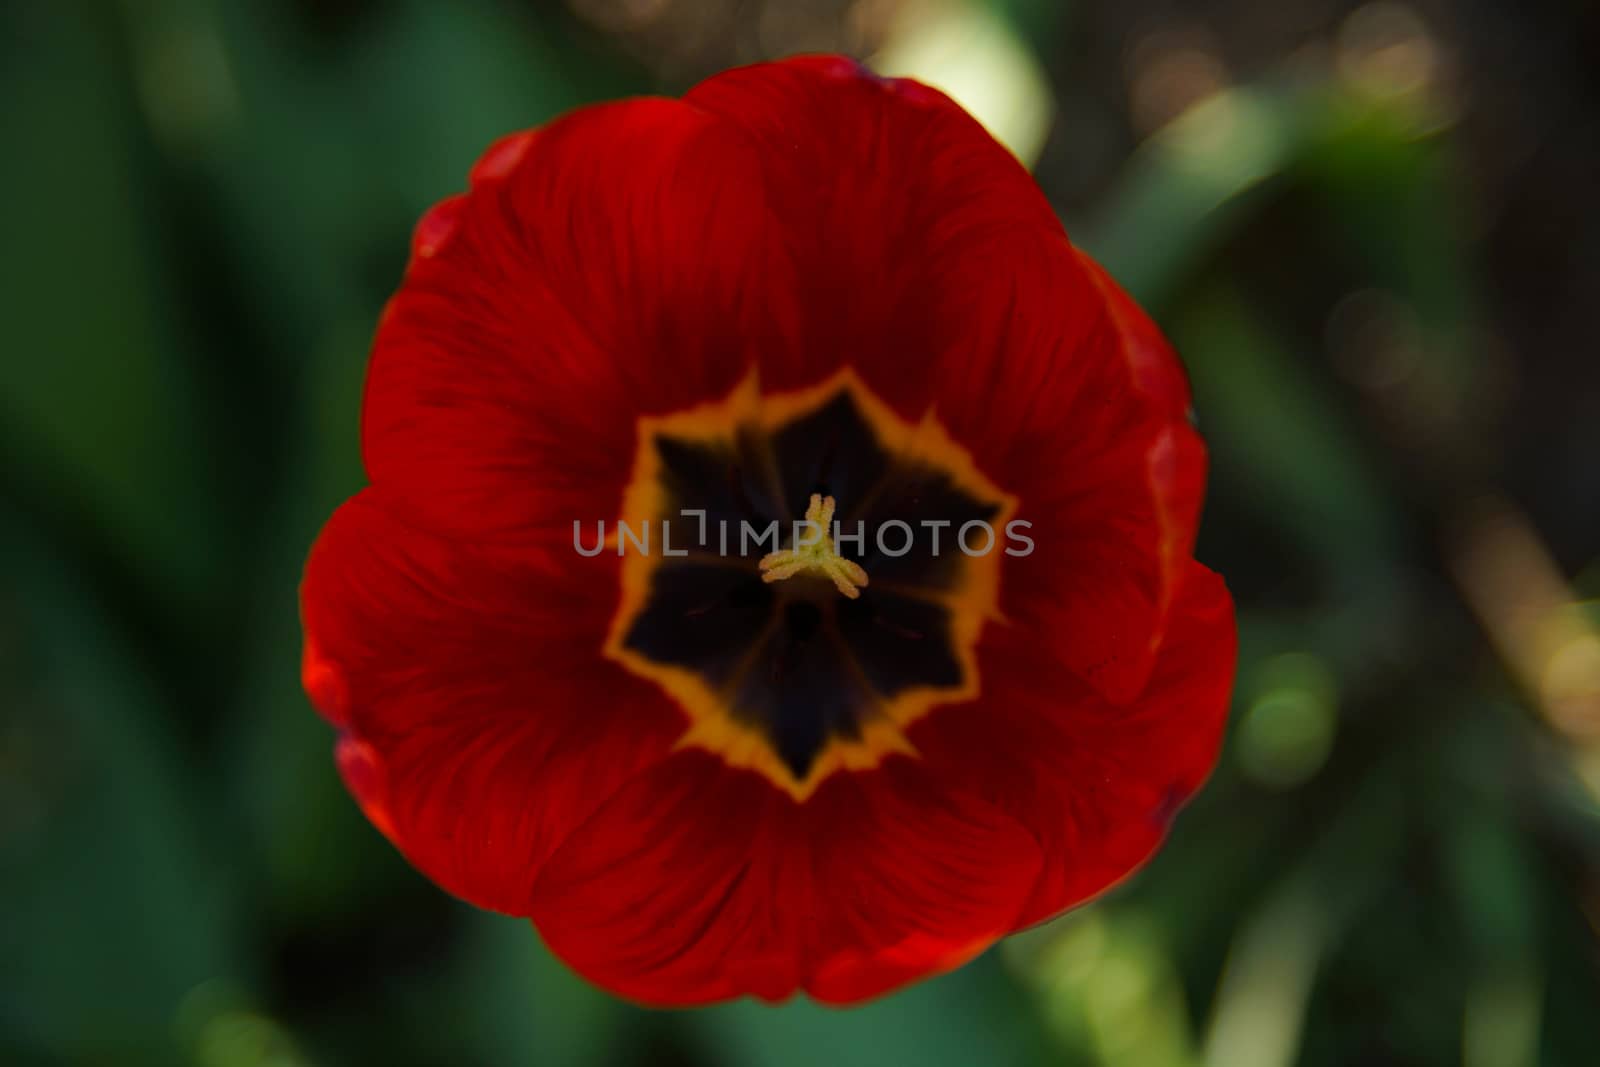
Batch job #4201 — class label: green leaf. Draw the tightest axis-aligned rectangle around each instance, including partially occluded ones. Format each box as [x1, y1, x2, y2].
[0, 1, 225, 615]
[0, 518, 239, 1064]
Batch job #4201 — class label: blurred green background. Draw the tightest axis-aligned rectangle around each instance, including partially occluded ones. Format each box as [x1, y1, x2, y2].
[4, 0, 1599, 1064]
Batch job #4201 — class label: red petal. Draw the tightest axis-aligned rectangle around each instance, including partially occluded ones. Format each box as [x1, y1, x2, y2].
[914, 562, 1235, 927]
[528, 752, 796, 1005]
[685, 56, 1066, 410]
[932, 237, 1203, 701]
[1001, 413, 1208, 703]
[940, 239, 1204, 701]
[363, 96, 790, 543]
[300, 489, 682, 914]
[800, 761, 1043, 1004]
[528, 752, 1041, 1005]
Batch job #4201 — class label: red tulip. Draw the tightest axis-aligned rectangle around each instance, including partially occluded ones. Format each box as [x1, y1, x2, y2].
[300, 55, 1235, 1006]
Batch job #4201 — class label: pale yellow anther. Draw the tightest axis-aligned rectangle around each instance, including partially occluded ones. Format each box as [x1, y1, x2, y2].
[759, 494, 870, 600]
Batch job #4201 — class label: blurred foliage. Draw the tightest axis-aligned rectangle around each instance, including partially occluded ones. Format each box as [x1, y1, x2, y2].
[3, 0, 1599, 1065]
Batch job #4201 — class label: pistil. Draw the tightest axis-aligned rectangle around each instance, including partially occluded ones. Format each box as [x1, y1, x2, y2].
[759, 494, 870, 600]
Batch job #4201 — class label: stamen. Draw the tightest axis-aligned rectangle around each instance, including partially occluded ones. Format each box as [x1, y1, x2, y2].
[759, 494, 870, 600]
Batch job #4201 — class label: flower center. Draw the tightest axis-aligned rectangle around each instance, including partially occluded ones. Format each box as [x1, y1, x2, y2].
[603, 370, 1016, 798]
[758, 493, 870, 600]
